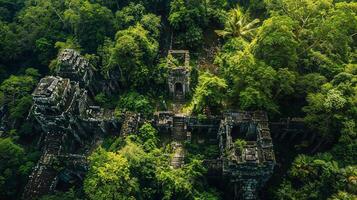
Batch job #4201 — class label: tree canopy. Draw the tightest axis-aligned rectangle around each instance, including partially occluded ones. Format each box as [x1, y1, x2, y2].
[0, 0, 356, 199]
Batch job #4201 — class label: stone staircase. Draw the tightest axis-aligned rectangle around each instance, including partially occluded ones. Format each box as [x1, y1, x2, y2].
[173, 116, 186, 140]
[23, 132, 64, 199]
[170, 116, 186, 168]
[170, 142, 185, 168]
[174, 94, 185, 104]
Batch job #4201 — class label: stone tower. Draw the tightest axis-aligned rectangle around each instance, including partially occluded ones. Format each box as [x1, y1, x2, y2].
[167, 50, 190, 101]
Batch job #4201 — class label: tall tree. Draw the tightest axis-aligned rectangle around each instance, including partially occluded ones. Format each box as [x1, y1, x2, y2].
[303, 64, 357, 143]
[192, 72, 227, 114]
[84, 148, 138, 200]
[64, 0, 114, 53]
[0, 137, 35, 199]
[252, 15, 298, 70]
[99, 24, 159, 89]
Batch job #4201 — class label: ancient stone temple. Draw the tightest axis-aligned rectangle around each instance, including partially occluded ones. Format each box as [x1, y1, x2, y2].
[32, 76, 85, 133]
[24, 52, 124, 199]
[24, 49, 277, 200]
[24, 74, 121, 199]
[167, 50, 190, 101]
[218, 111, 275, 200]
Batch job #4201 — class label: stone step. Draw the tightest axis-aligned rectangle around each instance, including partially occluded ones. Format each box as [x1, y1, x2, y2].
[170, 143, 185, 168]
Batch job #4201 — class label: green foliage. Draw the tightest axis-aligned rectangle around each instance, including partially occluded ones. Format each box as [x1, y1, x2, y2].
[185, 142, 220, 160]
[191, 72, 227, 114]
[140, 13, 161, 40]
[138, 123, 159, 151]
[55, 37, 82, 52]
[114, 3, 161, 38]
[0, 74, 37, 98]
[115, 3, 145, 30]
[0, 68, 39, 126]
[264, 0, 357, 77]
[84, 121, 220, 200]
[303, 64, 357, 142]
[0, 20, 20, 63]
[8, 95, 32, 120]
[99, 24, 159, 89]
[275, 153, 357, 200]
[329, 191, 357, 200]
[169, 0, 227, 49]
[84, 147, 138, 200]
[215, 7, 260, 41]
[175, 24, 204, 49]
[215, 38, 296, 112]
[253, 15, 298, 69]
[64, 0, 114, 53]
[40, 189, 81, 200]
[0, 137, 35, 199]
[17, 0, 67, 65]
[0, 0, 24, 22]
[1, 1, 357, 199]
[115, 92, 154, 117]
[94, 92, 117, 109]
[234, 139, 247, 154]
[169, 0, 207, 29]
[296, 73, 327, 95]
[156, 159, 206, 199]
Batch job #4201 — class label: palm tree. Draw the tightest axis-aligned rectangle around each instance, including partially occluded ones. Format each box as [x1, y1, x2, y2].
[290, 154, 315, 180]
[215, 8, 260, 41]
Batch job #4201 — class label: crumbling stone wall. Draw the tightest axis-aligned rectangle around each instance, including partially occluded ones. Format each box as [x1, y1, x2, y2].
[119, 112, 141, 137]
[218, 111, 275, 200]
[32, 76, 120, 139]
[25, 67, 121, 199]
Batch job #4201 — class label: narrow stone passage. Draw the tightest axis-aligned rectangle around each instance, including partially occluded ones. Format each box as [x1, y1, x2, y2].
[170, 114, 186, 168]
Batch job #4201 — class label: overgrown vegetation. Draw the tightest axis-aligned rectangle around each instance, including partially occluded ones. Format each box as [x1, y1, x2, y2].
[82, 123, 219, 200]
[0, 0, 356, 199]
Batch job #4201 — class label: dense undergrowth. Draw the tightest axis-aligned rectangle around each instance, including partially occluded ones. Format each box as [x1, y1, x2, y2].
[0, 0, 356, 199]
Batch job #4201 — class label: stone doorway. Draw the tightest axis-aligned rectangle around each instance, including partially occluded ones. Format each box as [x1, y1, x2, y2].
[175, 82, 183, 96]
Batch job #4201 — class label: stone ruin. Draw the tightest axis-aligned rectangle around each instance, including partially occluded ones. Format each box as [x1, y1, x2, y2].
[23, 49, 326, 200]
[55, 49, 93, 86]
[31, 76, 119, 139]
[167, 50, 190, 101]
[23, 50, 142, 199]
[218, 111, 275, 200]
[56, 49, 120, 95]
[154, 111, 275, 199]
[55, 49, 97, 95]
[120, 112, 141, 137]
